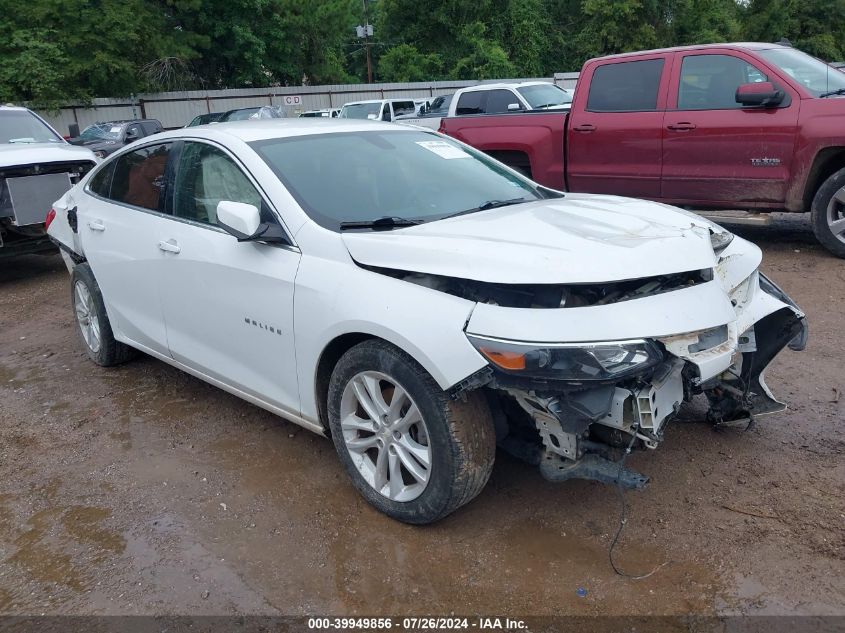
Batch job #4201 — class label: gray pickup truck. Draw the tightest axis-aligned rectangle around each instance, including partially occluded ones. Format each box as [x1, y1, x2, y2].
[0, 106, 97, 257]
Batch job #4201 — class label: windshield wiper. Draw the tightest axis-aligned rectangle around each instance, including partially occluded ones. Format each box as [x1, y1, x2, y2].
[819, 87, 845, 98]
[439, 197, 527, 221]
[339, 216, 422, 231]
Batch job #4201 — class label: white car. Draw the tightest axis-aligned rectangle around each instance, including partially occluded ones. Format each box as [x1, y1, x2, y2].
[448, 81, 573, 116]
[47, 119, 806, 523]
[339, 99, 417, 122]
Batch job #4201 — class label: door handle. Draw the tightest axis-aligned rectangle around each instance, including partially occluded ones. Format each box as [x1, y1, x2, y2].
[667, 122, 696, 131]
[87, 220, 105, 232]
[158, 239, 181, 254]
[573, 123, 596, 132]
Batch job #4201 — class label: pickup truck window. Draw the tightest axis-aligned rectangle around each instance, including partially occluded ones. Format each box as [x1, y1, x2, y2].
[758, 47, 845, 97]
[587, 59, 664, 112]
[485, 90, 520, 114]
[456, 91, 483, 115]
[678, 54, 769, 110]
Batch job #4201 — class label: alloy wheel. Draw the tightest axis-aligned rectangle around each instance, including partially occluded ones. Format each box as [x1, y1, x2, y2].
[826, 185, 845, 245]
[339, 371, 432, 502]
[73, 281, 101, 353]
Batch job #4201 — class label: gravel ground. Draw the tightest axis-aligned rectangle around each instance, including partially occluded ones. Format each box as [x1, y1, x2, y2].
[0, 213, 842, 617]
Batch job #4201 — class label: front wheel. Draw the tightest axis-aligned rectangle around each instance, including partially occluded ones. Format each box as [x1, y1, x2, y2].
[811, 167, 845, 258]
[327, 340, 495, 524]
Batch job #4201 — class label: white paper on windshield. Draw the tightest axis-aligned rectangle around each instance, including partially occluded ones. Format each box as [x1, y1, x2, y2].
[416, 140, 470, 159]
[110, 126, 121, 133]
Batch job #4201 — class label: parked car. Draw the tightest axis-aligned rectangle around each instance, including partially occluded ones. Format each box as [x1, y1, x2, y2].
[394, 94, 453, 130]
[339, 99, 417, 122]
[69, 119, 163, 158]
[441, 42, 845, 258]
[299, 109, 341, 118]
[220, 106, 284, 122]
[447, 82, 572, 117]
[0, 106, 97, 257]
[47, 119, 805, 523]
[186, 112, 225, 127]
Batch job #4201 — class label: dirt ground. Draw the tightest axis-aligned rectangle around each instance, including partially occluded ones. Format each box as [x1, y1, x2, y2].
[0, 213, 842, 619]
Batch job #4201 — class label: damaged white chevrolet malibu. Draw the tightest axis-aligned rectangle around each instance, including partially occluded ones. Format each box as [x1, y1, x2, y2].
[47, 119, 807, 523]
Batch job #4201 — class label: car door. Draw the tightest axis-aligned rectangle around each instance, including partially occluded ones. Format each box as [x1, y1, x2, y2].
[661, 51, 800, 206]
[566, 55, 670, 198]
[77, 142, 175, 354]
[157, 140, 302, 416]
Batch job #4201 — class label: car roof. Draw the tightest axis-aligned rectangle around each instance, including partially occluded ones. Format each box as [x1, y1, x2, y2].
[459, 81, 555, 93]
[152, 118, 422, 144]
[590, 42, 786, 63]
[343, 98, 416, 106]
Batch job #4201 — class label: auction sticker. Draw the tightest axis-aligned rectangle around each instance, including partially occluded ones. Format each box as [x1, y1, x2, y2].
[416, 140, 470, 159]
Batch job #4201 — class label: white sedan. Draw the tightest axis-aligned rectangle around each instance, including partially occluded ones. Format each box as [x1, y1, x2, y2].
[47, 119, 807, 523]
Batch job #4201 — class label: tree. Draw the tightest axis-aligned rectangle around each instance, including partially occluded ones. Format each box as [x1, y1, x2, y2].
[379, 45, 444, 82]
[741, 0, 845, 61]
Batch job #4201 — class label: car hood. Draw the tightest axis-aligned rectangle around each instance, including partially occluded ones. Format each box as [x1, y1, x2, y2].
[0, 142, 97, 167]
[341, 194, 719, 284]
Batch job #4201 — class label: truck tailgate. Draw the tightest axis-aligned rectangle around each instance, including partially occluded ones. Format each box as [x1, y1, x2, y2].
[440, 112, 567, 189]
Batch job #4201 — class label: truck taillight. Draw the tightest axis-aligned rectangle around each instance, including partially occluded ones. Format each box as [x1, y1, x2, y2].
[438, 120, 446, 134]
[45, 208, 56, 230]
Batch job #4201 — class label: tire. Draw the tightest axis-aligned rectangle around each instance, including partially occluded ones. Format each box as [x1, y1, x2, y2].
[327, 339, 495, 524]
[811, 166, 845, 258]
[70, 263, 136, 366]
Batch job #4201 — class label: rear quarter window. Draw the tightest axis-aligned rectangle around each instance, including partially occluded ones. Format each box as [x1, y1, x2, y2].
[87, 161, 116, 198]
[587, 59, 665, 112]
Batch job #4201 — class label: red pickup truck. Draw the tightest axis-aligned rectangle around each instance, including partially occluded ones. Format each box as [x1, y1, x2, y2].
[440, 43, 845, 258]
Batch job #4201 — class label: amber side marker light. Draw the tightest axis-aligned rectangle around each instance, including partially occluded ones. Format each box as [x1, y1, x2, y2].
[479, 347, 526, 371]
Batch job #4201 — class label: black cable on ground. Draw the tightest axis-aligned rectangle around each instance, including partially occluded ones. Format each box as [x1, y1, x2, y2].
[608, 423, 672, 580]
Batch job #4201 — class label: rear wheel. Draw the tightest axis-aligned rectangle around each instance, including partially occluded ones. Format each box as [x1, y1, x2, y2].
[811, 167, 845, 258]
[327, 340, 495, 524]
[70, 264, 136, 366]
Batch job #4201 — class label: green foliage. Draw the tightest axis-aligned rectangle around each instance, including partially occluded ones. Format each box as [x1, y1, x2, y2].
[1, 0, 844, 106]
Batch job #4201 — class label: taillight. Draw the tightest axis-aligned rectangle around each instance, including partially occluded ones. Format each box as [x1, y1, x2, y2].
[45, 208, 56, 230]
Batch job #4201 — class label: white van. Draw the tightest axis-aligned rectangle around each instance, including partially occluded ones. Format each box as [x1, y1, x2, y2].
[339, 99, 417, 122]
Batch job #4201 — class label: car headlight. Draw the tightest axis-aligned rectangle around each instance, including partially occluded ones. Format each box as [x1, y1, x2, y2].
[710, 229, 734, 255]
[467, 335, 662, 381]
[94, 150, 107, 158]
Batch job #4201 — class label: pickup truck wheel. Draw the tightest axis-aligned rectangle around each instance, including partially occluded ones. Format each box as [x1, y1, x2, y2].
[327, 340, 495, 524]
[70, 264, 136, 366]
[811, 167, 845, 258]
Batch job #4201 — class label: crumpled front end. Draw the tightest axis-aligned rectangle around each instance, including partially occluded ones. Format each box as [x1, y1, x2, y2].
[457, 235, 807, 488]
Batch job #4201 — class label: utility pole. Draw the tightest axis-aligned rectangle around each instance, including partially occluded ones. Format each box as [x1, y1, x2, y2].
[356, 0, 374, 83]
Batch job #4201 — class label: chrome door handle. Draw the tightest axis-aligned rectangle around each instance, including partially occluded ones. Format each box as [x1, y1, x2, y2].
[158, 239, 181, 254]
[87, 220, 105, 232]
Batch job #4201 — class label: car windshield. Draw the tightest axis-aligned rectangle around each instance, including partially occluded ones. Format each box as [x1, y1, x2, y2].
[0, 110, 63, 144]
[517, 84, 572, 108]
[250, 130, 545, 231]
[340, 103, 381, 119]
[79, 123, 124, 141]
[223, 108, 261, 121]
[759, 47, 845, 97]
[428, 94, 452, 114]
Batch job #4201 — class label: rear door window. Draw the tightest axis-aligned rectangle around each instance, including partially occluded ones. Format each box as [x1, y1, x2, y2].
[455, 91, 483, 115]
[109, 143, 172, 211]
[392, 101, 416, 117]
[587, 59, 665, 112]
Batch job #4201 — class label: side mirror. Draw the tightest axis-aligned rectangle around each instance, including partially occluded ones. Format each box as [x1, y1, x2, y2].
[507, 103, 522, 111]
[125, 130, 139, 142]
[217, 200, 288, 244]
[736, 82, 784, 107]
